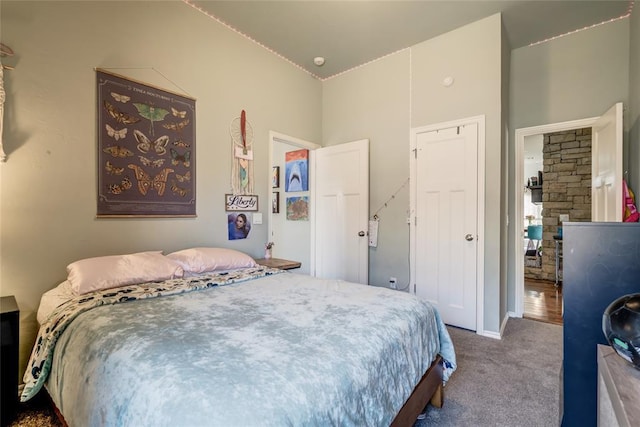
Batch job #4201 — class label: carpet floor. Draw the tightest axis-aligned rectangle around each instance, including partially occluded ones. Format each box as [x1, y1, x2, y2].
[8, 392, 62, 427]
[9, 317, 562, 427]
[417, 317, 563, 427]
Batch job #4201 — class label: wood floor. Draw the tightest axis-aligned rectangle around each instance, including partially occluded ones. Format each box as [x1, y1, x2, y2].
[524, 279, 563, 325]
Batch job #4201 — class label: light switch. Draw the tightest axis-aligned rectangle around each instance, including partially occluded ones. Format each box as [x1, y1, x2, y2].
[559, 214, 569, 223]
[253, 213, 263, 224]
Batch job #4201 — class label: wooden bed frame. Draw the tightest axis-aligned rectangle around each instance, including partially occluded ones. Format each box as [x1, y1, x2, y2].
[391, 355, 444, 426]
[47, 355, 443, 427]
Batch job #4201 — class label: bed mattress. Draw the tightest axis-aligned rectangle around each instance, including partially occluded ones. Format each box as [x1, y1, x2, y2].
[24, 268, 456, 426]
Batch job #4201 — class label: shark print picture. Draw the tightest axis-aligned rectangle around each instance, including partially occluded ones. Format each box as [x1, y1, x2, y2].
[285, 148, 309, 192]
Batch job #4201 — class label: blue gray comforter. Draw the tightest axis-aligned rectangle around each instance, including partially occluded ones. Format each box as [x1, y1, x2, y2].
[24, 268, 456, 426]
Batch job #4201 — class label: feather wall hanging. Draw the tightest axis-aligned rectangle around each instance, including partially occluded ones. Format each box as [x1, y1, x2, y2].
[230, 110, 254, 195]
[0, 42, 14, 162]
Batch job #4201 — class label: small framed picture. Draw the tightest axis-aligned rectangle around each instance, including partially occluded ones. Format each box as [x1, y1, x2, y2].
[272, 192, 280, 214]
[272, 166, 280, 188]
[225, 194, 259, 211]
[286, 196, 309, 221]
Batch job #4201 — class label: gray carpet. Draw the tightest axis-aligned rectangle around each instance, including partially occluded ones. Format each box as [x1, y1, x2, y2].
[417, 317, 563, 427]
[9, 392, 62, 427]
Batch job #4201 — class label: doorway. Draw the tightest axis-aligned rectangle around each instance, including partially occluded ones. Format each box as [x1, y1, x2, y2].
[522, 134, 570, 325]
[514, 117, 598, 317]
[269, 131, 319, 275]
[268, 132, 370, 282]
[523, 134, 543, 279]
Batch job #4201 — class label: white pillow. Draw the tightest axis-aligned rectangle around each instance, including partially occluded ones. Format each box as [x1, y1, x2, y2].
[166, 247, 257, 274]
[67, 251, 184, 295]
[37, 281, 75, 325]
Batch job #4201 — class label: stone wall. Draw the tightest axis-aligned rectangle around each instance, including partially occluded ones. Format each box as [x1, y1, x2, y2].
[525, 128, 592, 282]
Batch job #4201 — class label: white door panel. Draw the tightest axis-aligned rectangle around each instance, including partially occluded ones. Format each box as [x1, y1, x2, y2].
[592, 102, 623, 222]
[315, 140, 369, 284]
[414, 122, 478, 331]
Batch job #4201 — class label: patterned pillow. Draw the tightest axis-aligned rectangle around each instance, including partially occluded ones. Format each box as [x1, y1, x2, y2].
[67, 251, 184, 295]
[166, 247, 257, 275]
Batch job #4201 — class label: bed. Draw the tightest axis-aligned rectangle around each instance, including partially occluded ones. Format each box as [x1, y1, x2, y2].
[21, 248, 456, 426]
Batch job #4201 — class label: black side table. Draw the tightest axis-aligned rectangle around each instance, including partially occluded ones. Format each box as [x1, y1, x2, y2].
[1, 296, 19, 426]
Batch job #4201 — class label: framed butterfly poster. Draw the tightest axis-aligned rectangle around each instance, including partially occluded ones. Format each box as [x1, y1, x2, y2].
[96, 69, 196, 217]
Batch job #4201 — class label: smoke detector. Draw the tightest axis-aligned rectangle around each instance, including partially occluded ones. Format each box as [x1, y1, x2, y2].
[313, 56, 325, 66]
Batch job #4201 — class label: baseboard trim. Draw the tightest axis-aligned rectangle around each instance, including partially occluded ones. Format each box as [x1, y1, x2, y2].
[478, 313, 510, 340]
[499, 312, 510, 337]
[480, 329, 502, 340]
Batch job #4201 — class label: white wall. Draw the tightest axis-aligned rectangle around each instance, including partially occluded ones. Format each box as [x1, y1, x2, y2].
[508, 18, 630, 311]
[511, 20, 629, 130]
[500, 19, 511, 329]
[323, 49, 412, 289]
[323, 14, 504, 333]
[0, 1, 321, 376]
[412, 14, 503, 332]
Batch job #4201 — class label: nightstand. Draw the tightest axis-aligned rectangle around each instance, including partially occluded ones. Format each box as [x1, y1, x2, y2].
[254, 258, 301, 270]
[1, 296, 19, 426]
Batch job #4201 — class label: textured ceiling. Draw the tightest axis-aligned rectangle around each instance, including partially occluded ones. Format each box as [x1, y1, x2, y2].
[188, 0, 633, 79]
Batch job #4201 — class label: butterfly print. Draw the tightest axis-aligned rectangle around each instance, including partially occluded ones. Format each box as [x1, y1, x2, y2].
[133, 103, 170, 136]
[105, 161, 124, 175]
[170, 148, 191, 168]
[105, 124, 127, 141]
[103, 145, 133, 158]
[170, 180, 189, 197]
[171, 107, 187, 118]
[139, 156, 165, 168]
[104, 101, 140, 125]
[110, 92, 131, 103]
[108, 176, 132, 195]
[175, 171, 191, 182]
[172, 139, 191, 148]
[134, 130, 169, 156]
[162, 119, 190, 132]
[128, 165, 174, 196]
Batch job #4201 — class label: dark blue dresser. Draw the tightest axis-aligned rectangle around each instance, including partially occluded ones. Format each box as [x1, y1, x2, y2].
[562, 222, 640, 426]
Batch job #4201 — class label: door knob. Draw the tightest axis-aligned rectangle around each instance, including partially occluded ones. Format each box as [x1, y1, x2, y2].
[594, 176, 603, 188]
[358, 231, 366, 237]
[465, 234, 474, 241]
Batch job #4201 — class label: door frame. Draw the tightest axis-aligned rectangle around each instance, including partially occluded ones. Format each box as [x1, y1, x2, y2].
[513, 117, 597, 317]
[592, 103, 624, 222]
[268, 131, 320, 274]
[410, 115, 486, 335]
